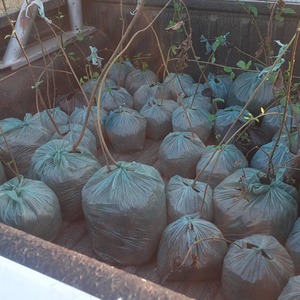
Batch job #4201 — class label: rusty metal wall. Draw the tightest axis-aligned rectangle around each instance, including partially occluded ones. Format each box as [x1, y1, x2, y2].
[83, 0, 300, 79]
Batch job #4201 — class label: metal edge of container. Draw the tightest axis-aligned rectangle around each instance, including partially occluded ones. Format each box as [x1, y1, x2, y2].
[0, 223, 193, 300]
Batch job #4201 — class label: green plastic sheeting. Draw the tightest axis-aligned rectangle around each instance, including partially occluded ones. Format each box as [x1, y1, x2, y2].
[214, 105, 250, 141]
[196, 144, 248, 188]
[133, 82, 172, 111]
[107, 60, 134, 87]
[222, 235, 295, 300]
[70, 106, 108, 147]
[157, 215, 228, 282]
[0, 113, 52, 177]
[213, 168, 298, 244]
[140, 98, 179, 140]
[34, 107, 69, 135]
[105, 107, 147, 153]
[177, 83, 213, 113]
[203, 73, 232, 105]
[0, 161, 6, 184]
[159, 131, 206, 179]
[250, 140, 297, 183]
[51, 123, 97, 156]
[278, 276, 300, 300]
[163, 73, 194, 100]
[286, 218, 300, 275]
[172, 106, 213, 143]
[166, 175, 213, 224]
[227, 70, 274, 116]
[0, 176, 61, 241]
[82, 161, 167, 266]
[29, 140, 100, 221]
[125, 68, 159, 95]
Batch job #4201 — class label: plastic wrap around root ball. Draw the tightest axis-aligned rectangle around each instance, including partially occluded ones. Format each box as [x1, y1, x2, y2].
[55, 90, 87, 115]
[278, 276, 300, 300]
[172, 106, 213, 143]
[0, 176, 62, 241]
[213, 168, 298, 244]
[51, 123, 97, 156]
[0, 113, 52, 178]
[105, 107, 147, 153]
[214, 105, 250, 141]
[106, 60, 134, 87]
[221, 120, 270, 162]
[273, 125, 299, 155]
[140, 98, 179, 140]
[250, 141, 297, 184]
[0, 161, 6, 184]
[125, 68, 159, 95]
[261, 105, 300, 139]
[203, 73, 233, 105]
[166, 175, 213, 224]
[99, 86, 134, 111]
[286, 218, 300, 275]
[177, 85, 213, 113]
[157, 215, 228, 282]
[34, 107, 69, 135]
[159, 132, 206, 179]
[82, 78, 117, 100]
[196, 144, 248, 189]
[29, 139, 100, 221]
[222, 234, 295, 300]
[70, 106, 108, 147]
[163, 72, 195, 100]
[133, 82, 172, 111]
[227, 70, 274, 116]
[82, 161, 167, 266]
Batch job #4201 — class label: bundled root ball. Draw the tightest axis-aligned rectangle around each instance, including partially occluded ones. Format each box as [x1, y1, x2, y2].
[82, 161, 167, 266]
[0, 176, 62, 241]
[157, 215, 228, 282]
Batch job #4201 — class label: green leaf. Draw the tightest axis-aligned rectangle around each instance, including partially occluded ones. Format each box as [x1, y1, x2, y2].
[211, 55, 216, 64]
[207, 114, 216, 122]
[92, 72, 100, 78]
[237, 60, 247, 69]
[31, 81, 44, 89]
[224, 66, 232, 73]
[246, 60, 252, 69]
[213, 98, 225, 103]
[283, 7, 296, 14]
[275, 14, 284, 22]
[246, 3, 258, 17]
[170, 45, 177, 55]
[212, 40, 220, 52]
